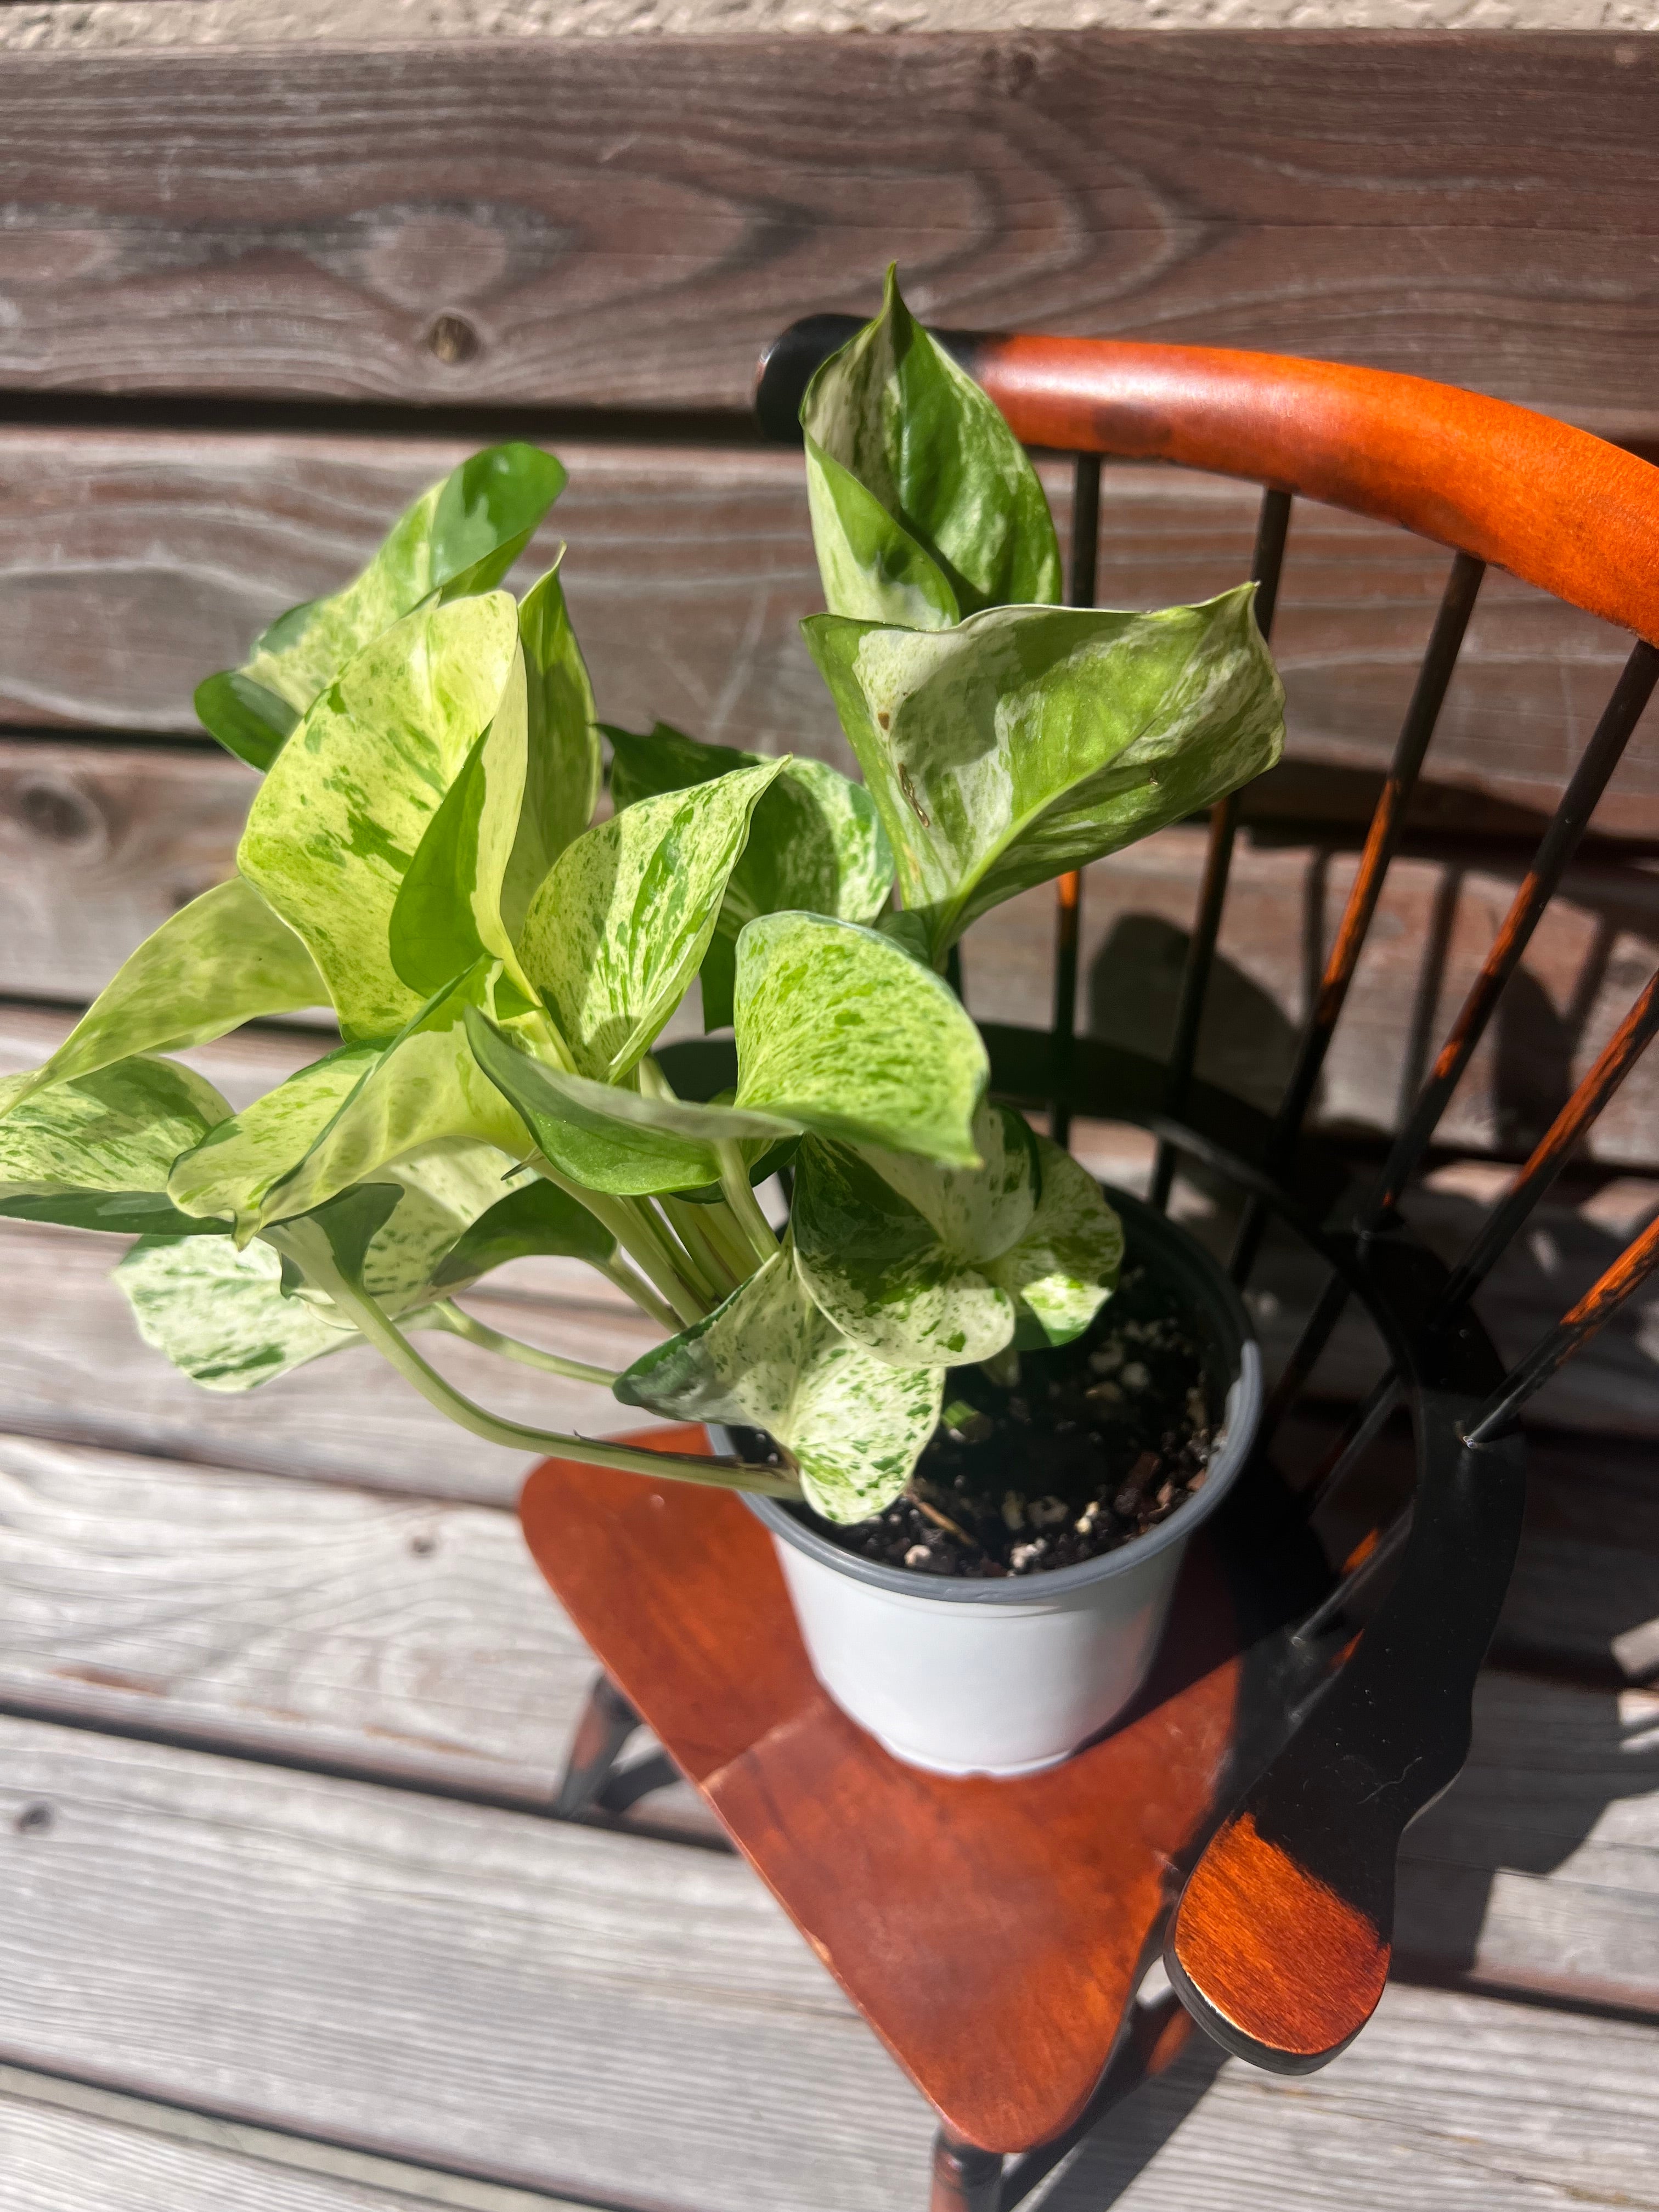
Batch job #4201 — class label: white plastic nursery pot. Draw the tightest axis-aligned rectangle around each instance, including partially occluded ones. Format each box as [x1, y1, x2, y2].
[731, 1186, 1263, 1779]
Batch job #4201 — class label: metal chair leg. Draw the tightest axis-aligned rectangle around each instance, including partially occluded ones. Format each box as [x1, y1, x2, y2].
[555, 1672, 641, 1818]
[930, 2127, 1002, 2212]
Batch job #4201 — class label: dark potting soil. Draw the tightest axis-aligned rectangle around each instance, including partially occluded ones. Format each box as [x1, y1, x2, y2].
[806, 1261, 1217, 1579]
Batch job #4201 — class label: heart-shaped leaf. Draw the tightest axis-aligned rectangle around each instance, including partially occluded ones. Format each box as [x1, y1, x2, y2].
[518, 758, 785, 1083]
[614, 1242, 940, 1522]
[117, 1232, 355, 1391]
[0, 877, 328, 1119]
[196, 443, 566, 771]
[733, 913, 987, 1166]
[793, 1108, 1122, 1368]
[239, 593, 522, 1042]
[800, 266, 1061, 628]
[607, 721, 893, 1027]
[804, 589, 1285, 963]
[168, 1042, 382, 1240]
[223, 969, 531, 1234]
[0, 1056, 232, 1237]
[465, 1006, 791, 1196]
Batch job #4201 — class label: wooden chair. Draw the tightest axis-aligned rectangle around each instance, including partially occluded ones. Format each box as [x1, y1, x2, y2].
[521, 326, 1659, 2209]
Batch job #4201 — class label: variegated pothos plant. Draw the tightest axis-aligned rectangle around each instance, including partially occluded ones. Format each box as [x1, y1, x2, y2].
[0, 274, 1285, 1524]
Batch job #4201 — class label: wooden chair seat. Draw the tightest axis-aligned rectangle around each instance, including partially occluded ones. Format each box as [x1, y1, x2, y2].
[521, 1426, 1242, 2158]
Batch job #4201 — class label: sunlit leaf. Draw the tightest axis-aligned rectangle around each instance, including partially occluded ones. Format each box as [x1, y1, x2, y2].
[465, 1006, 788, 1197]
[502, 564, 601, 938]
[800, 266, 1060, 628]
[117, 1233, 353, 1391]
[0, 878, 328, 1121]
[606, 721, 893, 1027]
[168, 1043, 381, 1241]
[0, 1057, 231, 1237]
[793, 1107, 1122, 1367]
[804, 589, 1285, 962]
[733, 913, 986, 1166]
[196, 444, 566, 770]
[238, 593, 521, 1040]
[518, 759, 784, 1083]
[614, 1241, 940, 1522]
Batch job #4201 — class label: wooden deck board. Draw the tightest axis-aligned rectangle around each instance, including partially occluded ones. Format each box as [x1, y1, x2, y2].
[0, 1425, 1654, 2015]
[0, 1711, 1655, 2210]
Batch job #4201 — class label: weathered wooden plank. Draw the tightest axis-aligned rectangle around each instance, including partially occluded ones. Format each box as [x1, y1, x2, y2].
[1056, 1980, 1659, 2211]
[7, 430, 1657, 836]
[6, 36, 1659, 433]
[0, 1717, 939, 2212]
[0, 2067, 594, 2212]
[2, 1423, 1653, 2002]
[0, 1714, 1654, 2209]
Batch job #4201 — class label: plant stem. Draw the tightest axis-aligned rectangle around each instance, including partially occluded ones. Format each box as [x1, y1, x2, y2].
[535, 1161, 707, 1328]
[716, 1139, 781, 1263]
[599, 1255, 680, 1333]
[319, 1267, 803, 1498]
[420, 1301, 620, 1387]
[697, 1195, 763, 1286]
[661, 1195, 743, 1301]
[644, 1194, 725, 1310]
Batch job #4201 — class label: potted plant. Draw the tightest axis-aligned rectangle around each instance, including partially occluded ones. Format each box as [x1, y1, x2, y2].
[0, 273, 1282, 1778]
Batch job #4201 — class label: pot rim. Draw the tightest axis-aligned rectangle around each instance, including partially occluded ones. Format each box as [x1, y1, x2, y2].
[736, 1182, 1263, 1607]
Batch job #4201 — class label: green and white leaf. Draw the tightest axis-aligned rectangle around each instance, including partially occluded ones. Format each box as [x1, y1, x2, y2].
[196, 443, 566, 771]
[518, 758, 784, 1083]
[0, 1056, 232, 1237]
[232, 969, 531, 1234]
[606, 721, 893, 1027]
[238, 592, 521, 1041]
[117, 1233, 354, 1391]
[168, 1043, 382, 1240]
[989, 1137, 1125, 1348]
[465, 1006, 791, 1197]
[793, 1109, 1122, 1367]
[502, 563, 601, 939]
[804, 590, 1285, 963]
[733, 912, 987, 1167]
[614, 1242, 940, 1522]
[0, 877, 328, 1119]
[800, 266, 1061, 629]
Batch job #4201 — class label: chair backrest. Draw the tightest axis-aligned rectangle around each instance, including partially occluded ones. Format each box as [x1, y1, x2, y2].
[757, 323, 1659, 2072]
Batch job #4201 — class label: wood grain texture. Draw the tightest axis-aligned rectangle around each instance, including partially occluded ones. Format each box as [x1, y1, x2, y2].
[0, 1716, 940, 2212]
[7, 36, 1659, 428]
[3, 1423, 1655, 2011]
[9, 431, 1659, 837]
[1047, 1979, 1659, 2211]
[0, 2072, 595, 2212]
[523, 1444, 1240, 2151]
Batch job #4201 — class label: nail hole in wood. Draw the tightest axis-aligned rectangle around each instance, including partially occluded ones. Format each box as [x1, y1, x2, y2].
[15, 1802, 53, 1835]
[425, 313, 479, 366]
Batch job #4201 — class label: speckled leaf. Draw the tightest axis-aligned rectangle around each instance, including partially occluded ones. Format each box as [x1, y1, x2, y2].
[388, 640, 533, 998]
[791, 1104, 1036, 1367]
[615, 1242, 940, 1522]
[0, 878, 328, 1119]
[168, 1043, 382, 1241]
[238, 593, 521, 1041]
[196, 444, 566, 771]
[242, 969, 531, 1232]
[607, 721, 893, 1028]
[0, 1056, 231, 1237]
[502, 565, 601, 938]
[518, 759, 784, 1083]
[804, 589, 1286, 963]
[117, 1233, 353, 1391]
[733, 913, 986, 1167]
[985, 1137, 1124, 1348]
[465, 1006, 791, 1196]
[800, 267, 1060, 629]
